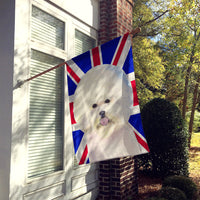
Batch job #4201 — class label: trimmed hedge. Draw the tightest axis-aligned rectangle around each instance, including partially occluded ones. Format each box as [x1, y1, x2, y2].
[163, 176, 198, 200]
[140, 98, 189, 177]
[159, 186, 187, 200]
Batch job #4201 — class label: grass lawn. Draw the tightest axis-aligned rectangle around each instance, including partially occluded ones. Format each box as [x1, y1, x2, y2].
[190, 132, 200, 147]
[189, 132, 200, 190]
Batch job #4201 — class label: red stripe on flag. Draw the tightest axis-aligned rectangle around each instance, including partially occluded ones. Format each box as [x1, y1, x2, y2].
[66, 64, 81, 84]
[134, 131, 150, 152]
[92, 47, 101, 67]
[69, 102, 76, 124]
[131, 80, 139, 106]
[112, 33, 129, 66]
[79, 145, 88, 165]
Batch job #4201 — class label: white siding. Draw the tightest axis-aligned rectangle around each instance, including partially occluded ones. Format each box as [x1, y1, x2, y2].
[48, 0, 99, 30]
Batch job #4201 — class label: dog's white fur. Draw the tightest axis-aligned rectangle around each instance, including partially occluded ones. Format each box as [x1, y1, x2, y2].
[74, 65, 140, 162]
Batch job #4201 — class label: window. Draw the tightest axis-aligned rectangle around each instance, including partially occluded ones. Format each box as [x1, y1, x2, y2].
[28, 5, 97, 178]
[75, 29, 96, 56]
[31, 6, 64, 49]
[28, 6, 65, 178]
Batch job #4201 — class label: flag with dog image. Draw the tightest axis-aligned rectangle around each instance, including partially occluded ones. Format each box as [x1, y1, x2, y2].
[66, 33, 149, 164]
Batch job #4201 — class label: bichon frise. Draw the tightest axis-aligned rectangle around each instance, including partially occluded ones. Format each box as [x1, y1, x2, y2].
[74, 65, 140, 162]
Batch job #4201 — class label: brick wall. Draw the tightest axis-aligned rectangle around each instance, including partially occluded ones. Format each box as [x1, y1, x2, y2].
[98, 0, 139, 199]
[99, 0, 134, 44]
[97, 158, 138, 200]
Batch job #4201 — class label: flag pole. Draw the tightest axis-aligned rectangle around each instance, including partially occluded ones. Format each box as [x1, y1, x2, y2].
[15, 29, 141, 88]
[130, 27, 141, 38]
[15, 61, 66, 88]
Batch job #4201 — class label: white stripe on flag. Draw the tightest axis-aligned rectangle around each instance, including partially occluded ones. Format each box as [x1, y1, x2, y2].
[67, 73, 78, 86]
[130, 105, 140, 115]
[76, 134, 87, 163]
[69, 95, 75, 103]
[99, 46, 103, 66]
[90, 49, 95, 68]
[127, 72, 135, 82]
[132, 126, 147, 145]
[111, 35, 124, 66]
[72, 123, 82, 132]
[111, 34, 131, 68]
[129, 126, 149, 153]
[116, 36, 132, 68]
[84, 151, 89, 164]
[66, 59, 85, 79]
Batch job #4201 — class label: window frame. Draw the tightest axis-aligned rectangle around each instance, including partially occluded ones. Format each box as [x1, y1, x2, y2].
[26, 0, 98, 183]
[27, 2, 67, 183]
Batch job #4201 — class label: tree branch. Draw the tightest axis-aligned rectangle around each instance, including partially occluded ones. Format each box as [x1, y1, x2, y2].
[137, 76, 166, 94]
[140, 10, 169, 27]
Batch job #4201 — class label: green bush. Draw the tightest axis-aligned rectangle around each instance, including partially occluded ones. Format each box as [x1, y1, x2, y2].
[140, 98, 189, 177]
[163, 176, 198, 200]
[159, 186, 187, 200]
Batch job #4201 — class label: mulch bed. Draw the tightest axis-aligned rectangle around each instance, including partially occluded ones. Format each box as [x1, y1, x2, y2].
[136, 172, 200, 200]
[137, 172, 162, 200]
[135, 147, 200, 200]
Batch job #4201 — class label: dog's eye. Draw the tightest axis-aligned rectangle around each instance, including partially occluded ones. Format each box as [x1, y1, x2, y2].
[105, 99, 110, 103]
[92, 103, 98, 108]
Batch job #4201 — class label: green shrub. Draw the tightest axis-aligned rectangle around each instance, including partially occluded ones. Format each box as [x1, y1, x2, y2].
[159, 186, 187, 200]
[163, 175, 198, 200]
[140, 98, 189, 177]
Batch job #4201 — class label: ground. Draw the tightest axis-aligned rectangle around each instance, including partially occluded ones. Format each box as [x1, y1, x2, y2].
[189, 133, 200, 190]
[136, 133, 200, 200]
[137, 172, 162, 200]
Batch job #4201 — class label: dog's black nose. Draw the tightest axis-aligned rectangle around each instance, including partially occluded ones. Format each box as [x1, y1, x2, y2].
[99, 111, 105, 117]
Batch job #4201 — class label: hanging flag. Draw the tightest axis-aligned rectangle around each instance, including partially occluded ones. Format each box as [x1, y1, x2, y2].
[66, 33, 149, 165]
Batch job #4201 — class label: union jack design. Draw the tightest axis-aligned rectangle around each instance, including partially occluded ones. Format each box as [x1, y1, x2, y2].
[66, 33, 149, 165]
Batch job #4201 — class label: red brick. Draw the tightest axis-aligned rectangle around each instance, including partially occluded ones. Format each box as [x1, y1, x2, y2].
[98, 1, 137, 199]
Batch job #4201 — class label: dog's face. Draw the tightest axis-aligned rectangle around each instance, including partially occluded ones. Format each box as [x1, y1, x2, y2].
[73, 65, 133, 138]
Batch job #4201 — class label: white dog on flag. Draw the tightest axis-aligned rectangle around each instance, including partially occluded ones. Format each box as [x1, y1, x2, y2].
[74, 65, 141, 162]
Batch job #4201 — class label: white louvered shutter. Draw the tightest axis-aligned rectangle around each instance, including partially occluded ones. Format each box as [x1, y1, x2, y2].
[28, 50, 64, 178]
[31, 6, 64, 50]
[75, 29, 96, 56]
[28, 6, 65, 178]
